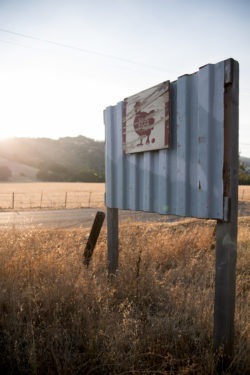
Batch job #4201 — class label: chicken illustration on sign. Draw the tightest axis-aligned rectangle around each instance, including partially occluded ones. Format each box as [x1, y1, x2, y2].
[123, 81, 170, 154]
[133, 101, 155, 146]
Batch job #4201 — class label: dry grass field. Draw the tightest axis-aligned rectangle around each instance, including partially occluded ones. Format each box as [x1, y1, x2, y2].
[239, 185, 250, 201]
[0, 182, 105, 209]
[0, 183, 249, 210]
[0, 217, 249, 374]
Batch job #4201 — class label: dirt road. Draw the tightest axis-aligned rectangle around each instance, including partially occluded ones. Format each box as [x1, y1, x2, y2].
[0, 208, 191, 229]
[0, 201, 249, 230]
[0, 208, 100, 229]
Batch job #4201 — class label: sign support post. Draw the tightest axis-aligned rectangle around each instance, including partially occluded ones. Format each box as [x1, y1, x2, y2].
[213, 59, 239, 370]
[107, 207, 119, 275]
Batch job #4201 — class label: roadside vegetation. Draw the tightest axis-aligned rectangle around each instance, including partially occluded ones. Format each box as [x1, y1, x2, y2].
[0, 219, 249, 374]
[239, 160, 250, 185]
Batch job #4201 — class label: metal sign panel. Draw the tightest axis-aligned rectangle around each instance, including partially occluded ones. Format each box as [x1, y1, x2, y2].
[105, 59, 239, 368]
[104, 59, 237, 220]
[123, 81, 170, 153]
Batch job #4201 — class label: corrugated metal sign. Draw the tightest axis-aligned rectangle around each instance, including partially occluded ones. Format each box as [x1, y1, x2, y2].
[123, 81, 170, 153]
[104, 59, 231, 219]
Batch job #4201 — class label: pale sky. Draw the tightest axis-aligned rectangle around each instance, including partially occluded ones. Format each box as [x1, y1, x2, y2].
[0, 0, 249, 156]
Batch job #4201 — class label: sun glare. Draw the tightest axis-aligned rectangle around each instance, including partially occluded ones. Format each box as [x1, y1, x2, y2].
[0, 129, 18, 140]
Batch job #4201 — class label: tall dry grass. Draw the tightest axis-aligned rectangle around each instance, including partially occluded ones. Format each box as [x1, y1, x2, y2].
[0, 219, 249, 374]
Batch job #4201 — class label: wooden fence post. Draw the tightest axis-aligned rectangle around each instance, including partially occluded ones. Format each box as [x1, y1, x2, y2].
[12, 192, 15, 209]
[40, 192, 43, 209]
[83, 211, 105, 267]
[241, 189, 244, 200]
[64, 192, 68, 208]
[88, 192, 92, 208]
[213, 59, 239, 372]
[107, 207, 119, 275]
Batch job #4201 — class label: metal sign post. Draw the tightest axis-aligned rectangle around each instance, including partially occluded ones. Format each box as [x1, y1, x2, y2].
[107, 207, 119, 275]
[214, 59, 239, 369]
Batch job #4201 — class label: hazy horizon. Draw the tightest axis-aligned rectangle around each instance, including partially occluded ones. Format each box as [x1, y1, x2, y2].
[0, 0, 249, 156]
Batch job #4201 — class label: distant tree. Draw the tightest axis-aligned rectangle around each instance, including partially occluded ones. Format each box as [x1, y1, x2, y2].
[36, 164, 72, 182]
[0, 166, 12, 181]
[239, 158, 250, 185]
[36, 169, 51, 181]
[72, 169, 105, 182]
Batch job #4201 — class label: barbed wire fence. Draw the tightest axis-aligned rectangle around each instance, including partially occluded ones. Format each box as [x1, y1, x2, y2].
[0, 187, 249, 210]
[0, 191, 105, 210]
[238, 186, 250, 201]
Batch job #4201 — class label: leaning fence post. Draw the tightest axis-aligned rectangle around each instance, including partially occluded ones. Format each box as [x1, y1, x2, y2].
[83, 211, 105, 267]
[64, 192, 68, 208]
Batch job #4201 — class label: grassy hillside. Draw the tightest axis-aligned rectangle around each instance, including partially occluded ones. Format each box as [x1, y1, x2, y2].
[0, 136, 249, 183]
[0, 136, 105, 182]
[0, 157, 39, 182]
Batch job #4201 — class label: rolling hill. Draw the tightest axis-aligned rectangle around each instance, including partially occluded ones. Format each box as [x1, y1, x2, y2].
[0, 156, 39, 182]
[0, 136, 105, 182]
[0, 136, 249, 183]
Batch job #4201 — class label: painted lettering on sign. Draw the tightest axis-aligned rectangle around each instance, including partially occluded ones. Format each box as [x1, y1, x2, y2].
[123, 81, 170, 153]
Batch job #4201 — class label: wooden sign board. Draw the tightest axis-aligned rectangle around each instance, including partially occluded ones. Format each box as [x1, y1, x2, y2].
[123, 81, 170, 154]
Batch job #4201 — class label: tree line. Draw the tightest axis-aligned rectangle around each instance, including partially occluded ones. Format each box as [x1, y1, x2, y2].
[0, 161, 249, 184]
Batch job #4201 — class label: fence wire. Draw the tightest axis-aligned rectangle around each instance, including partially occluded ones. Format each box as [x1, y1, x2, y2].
[238, 186, 250, 201]
[0, 187, 249, 210]
[0, 191, 104, 210]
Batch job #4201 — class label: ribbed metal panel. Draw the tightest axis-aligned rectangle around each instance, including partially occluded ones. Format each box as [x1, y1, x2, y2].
[104, 60, 226, 219]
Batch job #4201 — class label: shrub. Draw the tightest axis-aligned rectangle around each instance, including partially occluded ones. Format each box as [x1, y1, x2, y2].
[0, 165, 12, 181]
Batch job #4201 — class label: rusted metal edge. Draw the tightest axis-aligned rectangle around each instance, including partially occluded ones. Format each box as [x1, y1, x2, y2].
[224, 58, 235, 85]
